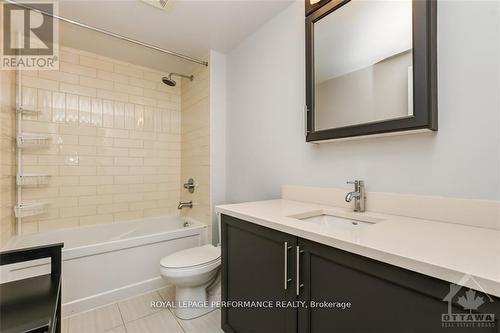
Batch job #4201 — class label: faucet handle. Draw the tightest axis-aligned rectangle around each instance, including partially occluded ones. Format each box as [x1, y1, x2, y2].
[347, 180, 364, 189]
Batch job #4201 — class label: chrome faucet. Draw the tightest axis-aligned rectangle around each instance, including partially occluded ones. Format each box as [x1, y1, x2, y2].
[345, 180, 365, 212]
[178, 201, 193, 210]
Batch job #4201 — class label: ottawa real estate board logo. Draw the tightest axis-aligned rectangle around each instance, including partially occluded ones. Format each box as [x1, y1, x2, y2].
[441, 275, 496, 329]
[1, 1, 59, 70]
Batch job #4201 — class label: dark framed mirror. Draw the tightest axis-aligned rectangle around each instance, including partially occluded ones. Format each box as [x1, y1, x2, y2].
[305, 0, 332, 17]
[305, 0, 437, 142]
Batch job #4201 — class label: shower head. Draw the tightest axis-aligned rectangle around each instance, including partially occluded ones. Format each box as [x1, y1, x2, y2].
[161, 73, 194, 87]
[162, 76, 176, 87]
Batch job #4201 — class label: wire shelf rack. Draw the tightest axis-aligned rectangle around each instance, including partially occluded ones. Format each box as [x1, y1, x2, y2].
[16, 106, 40, 116]
[16, 174, 51, 186]
[14, 202, 48, 218]
[17, 133, 51, 148]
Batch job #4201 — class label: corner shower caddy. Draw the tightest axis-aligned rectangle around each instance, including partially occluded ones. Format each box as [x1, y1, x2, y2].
[14, 65, 51, 230]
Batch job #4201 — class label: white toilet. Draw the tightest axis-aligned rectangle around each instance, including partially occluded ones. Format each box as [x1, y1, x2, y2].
[160, 244, 221, 319]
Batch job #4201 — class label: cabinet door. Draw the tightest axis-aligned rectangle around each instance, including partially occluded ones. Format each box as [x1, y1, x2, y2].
[298, 238, 500, 333]
[221, 215, 297, 333]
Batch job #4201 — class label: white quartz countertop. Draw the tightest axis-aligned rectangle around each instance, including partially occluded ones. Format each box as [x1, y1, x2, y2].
[216, 199, 500, 298]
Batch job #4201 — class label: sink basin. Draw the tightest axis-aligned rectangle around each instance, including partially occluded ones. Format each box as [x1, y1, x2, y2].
[300, 214, 374, 230]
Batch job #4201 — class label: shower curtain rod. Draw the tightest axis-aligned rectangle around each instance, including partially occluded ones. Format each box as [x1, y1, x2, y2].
[5, 0, 209, 67]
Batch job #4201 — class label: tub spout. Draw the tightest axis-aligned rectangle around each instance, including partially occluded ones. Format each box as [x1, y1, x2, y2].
[178, 201, 193, 209]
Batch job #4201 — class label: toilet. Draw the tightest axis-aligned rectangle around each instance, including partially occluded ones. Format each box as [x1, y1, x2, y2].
[160, 244, 221, 319]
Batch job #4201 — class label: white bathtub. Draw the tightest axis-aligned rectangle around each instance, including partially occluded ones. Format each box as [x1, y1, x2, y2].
[1, 216, 208, 316]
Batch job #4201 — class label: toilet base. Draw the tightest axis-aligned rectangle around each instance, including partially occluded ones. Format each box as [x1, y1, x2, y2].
[174, 283, 217, 320]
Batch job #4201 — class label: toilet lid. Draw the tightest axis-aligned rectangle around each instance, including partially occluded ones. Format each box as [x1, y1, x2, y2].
[160, 244, 221, 269]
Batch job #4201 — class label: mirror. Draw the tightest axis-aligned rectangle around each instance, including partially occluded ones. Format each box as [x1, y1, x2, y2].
[305, 0, 437, 142]
[314, 1, 413, 131]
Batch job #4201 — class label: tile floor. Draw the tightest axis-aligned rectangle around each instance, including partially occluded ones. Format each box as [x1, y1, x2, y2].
[62, 286, 224, 333]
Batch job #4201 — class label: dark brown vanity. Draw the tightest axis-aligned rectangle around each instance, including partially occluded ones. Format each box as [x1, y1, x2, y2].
[221, 215, 499, 333]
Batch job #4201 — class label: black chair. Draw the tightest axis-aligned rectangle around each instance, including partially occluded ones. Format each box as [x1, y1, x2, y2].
[0, 243, 63, 333]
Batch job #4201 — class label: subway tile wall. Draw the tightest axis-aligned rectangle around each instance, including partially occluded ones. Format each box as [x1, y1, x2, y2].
[0, 69, 16, 245]
[17, 46, 183, 234]
[180, 64, 211, 237]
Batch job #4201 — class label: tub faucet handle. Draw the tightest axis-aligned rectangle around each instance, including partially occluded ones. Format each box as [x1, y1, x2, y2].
[183, 178, 195, 193]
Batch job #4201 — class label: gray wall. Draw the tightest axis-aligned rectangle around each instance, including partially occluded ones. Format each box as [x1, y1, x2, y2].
[315, 51, 412, 130]
[226, 1, 500, 202]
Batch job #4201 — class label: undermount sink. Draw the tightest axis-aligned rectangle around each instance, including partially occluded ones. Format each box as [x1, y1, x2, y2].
[301, 214, 373, 229]
[293, 210, 385, 230]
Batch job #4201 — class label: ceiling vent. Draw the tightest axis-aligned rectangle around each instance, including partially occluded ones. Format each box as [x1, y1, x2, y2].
[140, 0, 174, 12]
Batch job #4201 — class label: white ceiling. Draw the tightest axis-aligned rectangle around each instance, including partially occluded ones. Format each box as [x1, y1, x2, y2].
[49, 0, 294, 73]
[315, 0, 412, 83]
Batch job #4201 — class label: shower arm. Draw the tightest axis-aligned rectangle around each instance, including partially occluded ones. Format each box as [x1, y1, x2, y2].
[169, 73, 194, 81]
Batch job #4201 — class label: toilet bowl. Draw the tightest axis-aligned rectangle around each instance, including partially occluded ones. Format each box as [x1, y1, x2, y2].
[160, 244, 221, 319]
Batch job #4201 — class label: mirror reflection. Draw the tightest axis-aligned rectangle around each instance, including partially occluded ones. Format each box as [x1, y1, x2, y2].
[314, 1, 413, 131]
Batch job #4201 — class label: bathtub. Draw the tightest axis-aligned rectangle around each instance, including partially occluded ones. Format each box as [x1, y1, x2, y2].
[1, 216, 208, 316]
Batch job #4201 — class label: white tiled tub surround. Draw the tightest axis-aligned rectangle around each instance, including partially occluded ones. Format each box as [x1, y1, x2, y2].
[216, 186, 500, 298]
[180, 64, 211, 235]
[17, 46, 182, 234]
[282, 185, 500, 230]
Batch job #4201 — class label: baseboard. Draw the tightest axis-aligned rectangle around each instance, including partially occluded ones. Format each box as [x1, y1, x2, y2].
[62, 276, 168, 317]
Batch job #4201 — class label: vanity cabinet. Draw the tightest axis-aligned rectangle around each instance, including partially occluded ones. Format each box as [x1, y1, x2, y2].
[221, 215, 500, 333]
[221, 214, 298, 333]
[298, 238, 499, 333]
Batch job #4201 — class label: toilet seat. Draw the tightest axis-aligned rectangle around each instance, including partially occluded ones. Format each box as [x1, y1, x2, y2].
[160, 244, 221, 269]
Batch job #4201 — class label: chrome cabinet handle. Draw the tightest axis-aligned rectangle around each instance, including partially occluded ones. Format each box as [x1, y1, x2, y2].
[296, 246, 304, 296]
[284, 242, 292, 290]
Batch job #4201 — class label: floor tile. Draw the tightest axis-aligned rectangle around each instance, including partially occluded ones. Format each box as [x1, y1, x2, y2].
[104, 325, 127, 333]
[125, 310, 184, 333]
[118, 290, 163, 323]
[68, 303, 123, 333]
[157, 285, 175, 302]
[177, 309, 223, 333]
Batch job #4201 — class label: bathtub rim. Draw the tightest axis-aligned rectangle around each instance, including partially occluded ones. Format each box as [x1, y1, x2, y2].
[4, 215, 207, 261]
[64, 224, 207, 260]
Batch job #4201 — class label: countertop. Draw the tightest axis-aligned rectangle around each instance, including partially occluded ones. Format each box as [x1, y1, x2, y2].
[216, 199, 500, 298]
